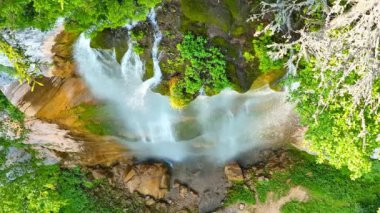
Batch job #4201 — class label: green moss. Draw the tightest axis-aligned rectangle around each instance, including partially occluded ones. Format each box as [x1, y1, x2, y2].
[143, 58, 154, 81]
[131, 30, 145, 41]
[71, 104, 115, 136]
[90, 30, 128, 63]
[181, 0, 232, 32]
[225, 61, 241, 92]
[133, 44, 145, 56]
[224, 182, 256, 206]
[231, 26, 245, 37]
[211, 36, 238, 58]
[224, 0, 240, 19]
[153, 80, 170, 96]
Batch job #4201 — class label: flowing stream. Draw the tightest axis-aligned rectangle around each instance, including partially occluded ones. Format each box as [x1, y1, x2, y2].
[74, 9, 294, 162]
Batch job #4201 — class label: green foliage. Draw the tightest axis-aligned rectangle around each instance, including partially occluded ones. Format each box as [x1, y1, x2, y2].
[0, 0, 161, 35]
[256, 150, 380, 213]
[131, 30, 145, 41]
[133, 45, 145, 56]
[0, 134, 125, 212]
[224, 182, 256, 206]
[171, 33, 230, 107]
[251, 32, 285, 74]
[243, 51, 254, 62]
[0, 90, 24, 122]
[0, 37, 42, 88]
[0, 163, 65, 212]
[285, 60, 380, 179]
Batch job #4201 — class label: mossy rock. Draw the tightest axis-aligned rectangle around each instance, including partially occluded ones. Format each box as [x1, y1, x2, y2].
[70, 104, 118, 136]
[153, 80, 170, 96]
[181, 0, 233, 32]
[226, 62, 242, 92]
[90, 29, 129, 63]
[250, 69, 286, 90]
[211, 36, 239, 58]
[143, 58, 154, 81]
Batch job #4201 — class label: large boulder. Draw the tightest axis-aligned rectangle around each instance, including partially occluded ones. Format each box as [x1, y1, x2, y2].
[124, 163, 169, 199]
[224, 161, 244, 182]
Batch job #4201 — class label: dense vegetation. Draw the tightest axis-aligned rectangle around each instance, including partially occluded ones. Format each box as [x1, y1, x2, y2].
[224, 149, 380, 212]
[259, 150, 380, 212]
[0, 0, 161, 35]
[285, 60, 380, 179]
[245, 31, 285, 74]
[0, 93, 136, 212]
[170, 34, 230, 107]
[251, 0, 380, 179]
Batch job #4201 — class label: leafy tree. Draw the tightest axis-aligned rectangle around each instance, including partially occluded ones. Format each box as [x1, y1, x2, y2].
[0, 36, 43, 89]
[0, 0, 161, 34]
[251, 0, 380, 178]
[285, 59, 380, 179]
[170, 34, 230, 108]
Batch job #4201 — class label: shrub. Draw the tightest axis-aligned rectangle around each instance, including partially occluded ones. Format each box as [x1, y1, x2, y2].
[170, 33, 230, 108]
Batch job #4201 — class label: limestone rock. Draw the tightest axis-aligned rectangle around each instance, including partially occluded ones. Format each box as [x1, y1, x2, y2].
[124, 163, 169, 199]
[224, 162, 243, 182]
[25, 118, 82, 153]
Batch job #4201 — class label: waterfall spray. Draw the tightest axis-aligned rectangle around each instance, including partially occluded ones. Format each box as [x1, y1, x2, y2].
[74, 9, 295, 162]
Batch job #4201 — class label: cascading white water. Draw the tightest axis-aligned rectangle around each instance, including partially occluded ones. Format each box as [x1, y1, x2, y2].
[74, 9, 295, 162]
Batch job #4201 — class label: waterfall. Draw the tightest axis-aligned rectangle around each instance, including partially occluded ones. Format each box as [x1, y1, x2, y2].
[74, 9, 295, 162]
[147, 8, 163, 87]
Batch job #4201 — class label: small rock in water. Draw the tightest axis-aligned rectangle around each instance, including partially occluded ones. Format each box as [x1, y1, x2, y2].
[224, 162, 244, 182]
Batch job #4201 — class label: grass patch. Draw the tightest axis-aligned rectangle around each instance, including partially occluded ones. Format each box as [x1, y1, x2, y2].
[255, 149, 380, 212]
[224, 182, 256, 206]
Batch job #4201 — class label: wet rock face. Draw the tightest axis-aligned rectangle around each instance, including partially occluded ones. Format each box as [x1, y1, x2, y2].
[123, 163, 169, 199]
[170, 160, 229, 213]
[51, 31, 80, 78]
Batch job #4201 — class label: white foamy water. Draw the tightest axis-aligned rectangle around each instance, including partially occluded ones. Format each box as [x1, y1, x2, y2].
[74, 9, 295, 162]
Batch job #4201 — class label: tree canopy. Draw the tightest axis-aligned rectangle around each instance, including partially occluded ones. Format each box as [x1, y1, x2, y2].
[0, 0, 161, 34]
[251, 0, 380, 178]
